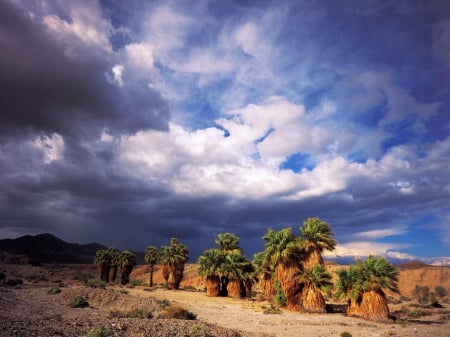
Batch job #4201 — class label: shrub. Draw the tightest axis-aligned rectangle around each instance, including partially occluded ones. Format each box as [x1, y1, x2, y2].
[435, 286, 448, 298]
[47, 286, 61, 295]
[5, 278, 23, 286]
[69, 295, 89, 308]
[109, 307, 153, 319]
[158, 298, 171, 308]
[412, 285, 430, 304]
[85, 279, 106, 289]
[340, 332, 352, 337]
[87, 325, 113, 337]
[189, 324, 208, 337]
[160, 305, 197, 320]
[262, 303, 282, 314]
[129, 279, 143, 287]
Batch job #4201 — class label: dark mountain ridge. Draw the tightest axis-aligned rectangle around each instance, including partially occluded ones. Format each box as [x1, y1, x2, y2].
[0, 233, 106, 264]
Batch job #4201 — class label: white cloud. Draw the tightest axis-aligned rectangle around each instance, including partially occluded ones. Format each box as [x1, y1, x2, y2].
[354, 227, 408, 240]
[125, 42, 154, 72]
[41, 1, 112, 59]
[323, 241, 413, 259]
[33, 133, 64, 164]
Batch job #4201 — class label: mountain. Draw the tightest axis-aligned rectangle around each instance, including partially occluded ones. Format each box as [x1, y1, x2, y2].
[0, 233, 106, 264]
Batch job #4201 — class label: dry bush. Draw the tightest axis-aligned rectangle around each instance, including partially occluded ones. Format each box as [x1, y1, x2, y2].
[159, 304, 197, 320]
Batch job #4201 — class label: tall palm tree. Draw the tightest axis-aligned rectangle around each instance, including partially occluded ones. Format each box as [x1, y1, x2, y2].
[298, 265, 332, 313]
[144, 246, 160, 287]
[107, 247, 120, 283]
[198, 248, 224, 297]
[219, 252, 250, 298]
[253, 251, 276, 300]
[118, 250, 136, 285]
[94, 249, 111, 282]
[261, 227, 305, 311]
[299, 217, 336, 268]
[336, 255, 399, 321]
[160, 238, 189, 290]
[215, 233, 242, 253]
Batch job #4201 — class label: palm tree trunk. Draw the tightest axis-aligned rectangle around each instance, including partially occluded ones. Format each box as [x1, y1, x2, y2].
[260, 273, 276, 300]
[149, 265, 154, 287]
[304, 250, 324, 269]
[359, 290, 391, 322]
[244, 279, 253, 299]
[162, 264, 170, 287]
[227, 279, 243, 298]
[205, 275, 221, 297]
[302, 284, 326, 313]
[276, 260, 303, 311]
[109, 266, 117, 283]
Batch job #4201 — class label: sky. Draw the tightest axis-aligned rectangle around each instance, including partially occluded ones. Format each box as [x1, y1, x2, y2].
[0, 0, 449, 265]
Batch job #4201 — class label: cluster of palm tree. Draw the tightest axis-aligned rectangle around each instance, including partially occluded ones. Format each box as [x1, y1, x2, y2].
[255, 217, 336, 313]
[94, 247, 136, 285]
[197, 233, 255, 298]
[335, 255, 399, 321]
[196, 217, 399, 322]
[143, 238, 189, 290]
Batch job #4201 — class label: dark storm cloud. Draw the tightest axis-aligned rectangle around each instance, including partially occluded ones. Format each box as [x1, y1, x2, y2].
[0, 1, 169, 140]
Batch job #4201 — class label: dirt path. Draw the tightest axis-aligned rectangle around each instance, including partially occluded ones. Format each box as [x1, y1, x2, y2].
[126, 288, 449, 337]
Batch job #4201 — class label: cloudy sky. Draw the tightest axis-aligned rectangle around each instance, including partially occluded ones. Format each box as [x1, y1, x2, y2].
[1, 0, 449, 264]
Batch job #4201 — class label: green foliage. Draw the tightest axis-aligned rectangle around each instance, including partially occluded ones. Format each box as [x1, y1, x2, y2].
[188, 324, 208, 337]
[85, 279, 106, 289]
[87, 325, 113, 337]
[300, 217, 337, 253]
[158, 298, 172, 308]
[69, 295, 89, 308]
[159, 304, 197, 320]
[274, 279, 287, 307]
[298, 265, 332, 292]
[160, 238, 189, 266]
[215, 233, 241, 253]
[435, 285, 448, 298]
[144, 246, 160, 265]
[197, 248, 224, 277]
[340, 332, 352, 337]
[261, 227, 304, 267]
[47, 286, 61, 295]
[336, 255, 399, 301]
[262, 303, 283, 314]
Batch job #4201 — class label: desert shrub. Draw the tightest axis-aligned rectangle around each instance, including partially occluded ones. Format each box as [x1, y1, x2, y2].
[412, 285, 430, 304]
[88, 325, 113, 337]
[116, 288, 128, 295]
[69, 295, 89, 308]
[129, 279, 143, 287]
[387, 296, 402, 305]
[158, 298, 171, 308]
[109, 307, 153, 319]
[159, 304, 197, 320]
[262, 303, 282, 314]
[85, 279, 106, 289]
[47, 286, 61, 295]
[5, 278, 23, 286]
[435, 286, 448, 298]
[340, 332, 352, 337]
[408, 309, 426, 318]
[399, 295, 411, 302]
[189, 323, 208, 337]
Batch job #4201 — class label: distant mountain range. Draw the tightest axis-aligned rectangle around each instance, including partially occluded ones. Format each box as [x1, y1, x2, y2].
[0, 233, 107, 264]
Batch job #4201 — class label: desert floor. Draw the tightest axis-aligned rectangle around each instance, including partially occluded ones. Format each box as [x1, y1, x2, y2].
[1, 264, 449, 337]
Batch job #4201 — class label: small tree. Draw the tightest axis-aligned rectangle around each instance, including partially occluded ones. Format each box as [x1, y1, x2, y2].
[144, 246, 160, 287]
[198, 248, 224, 297]
[435, 285, 448, 299]
[94, 249, 111, 282]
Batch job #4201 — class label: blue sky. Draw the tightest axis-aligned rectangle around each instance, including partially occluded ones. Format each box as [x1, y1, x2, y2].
[0, 0, 449, 264]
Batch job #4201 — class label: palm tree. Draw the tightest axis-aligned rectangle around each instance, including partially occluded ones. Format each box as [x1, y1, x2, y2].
[261, 227, 305, 311]
[298, 265, 332, 313]
[144, 246, 160, 287]
[220, 252, 251, 298]
[253, 251, 276, 300]
[198, 248, 224, 297]
[118, 250, 136, 285]
[107, 247, 120, 283]
[215, 233, 242, 253]
[336, 255, 399, 321]
[299, 217, 336, 268]
[160, 238, 189, 290]
[94, 249, 111, 282]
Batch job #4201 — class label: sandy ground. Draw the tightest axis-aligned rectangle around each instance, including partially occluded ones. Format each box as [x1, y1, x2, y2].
[126, 287, 450, 337]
